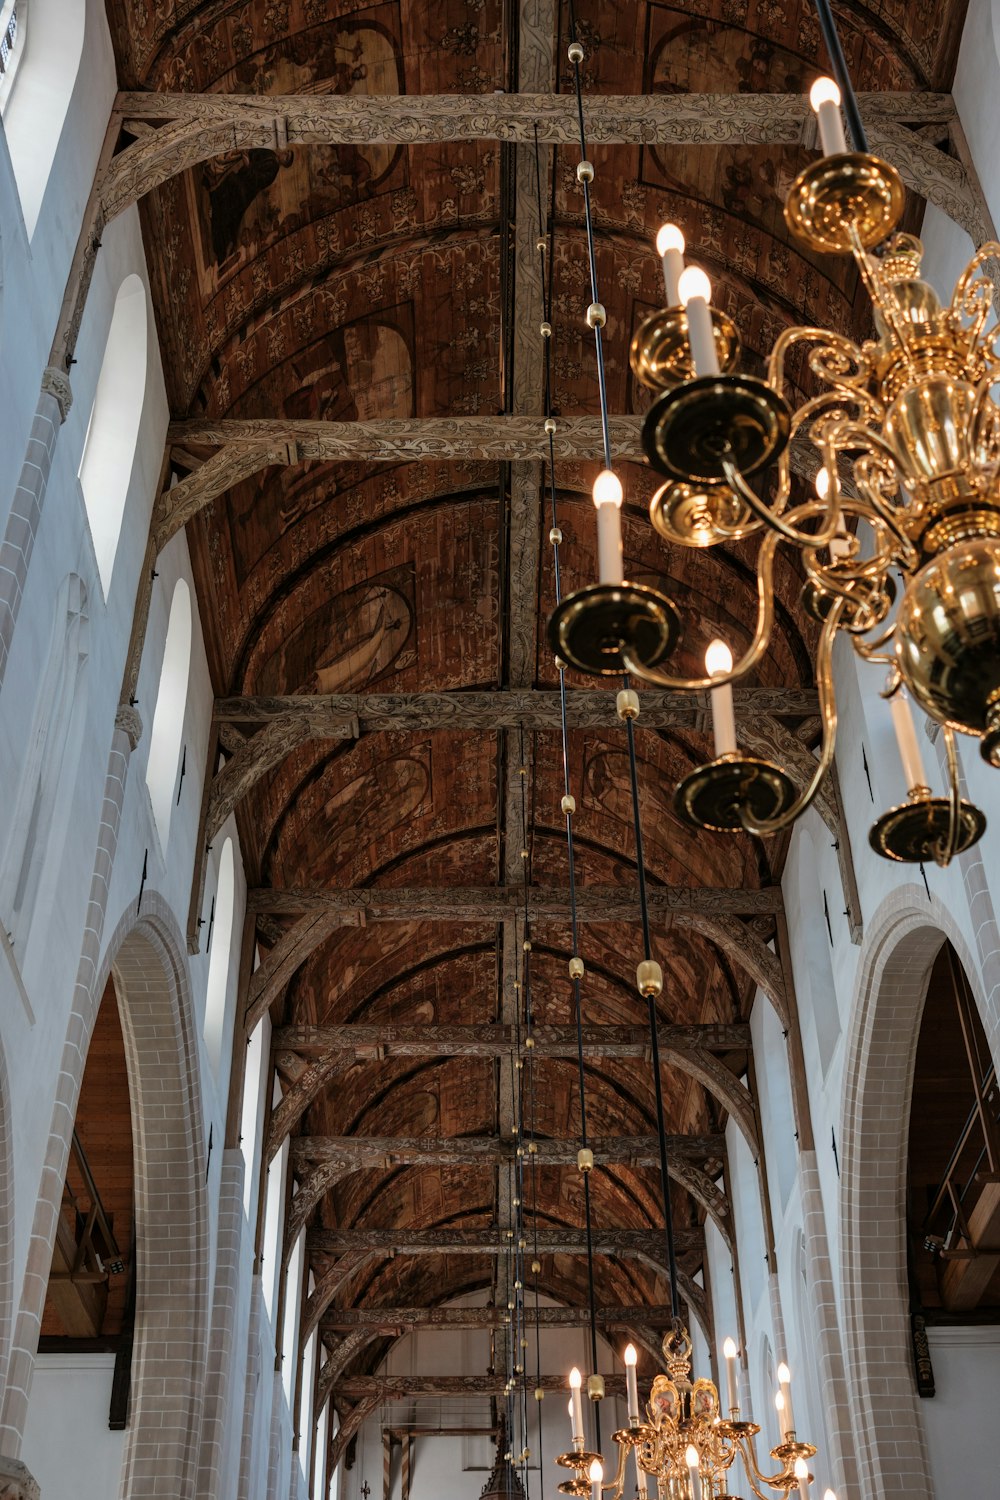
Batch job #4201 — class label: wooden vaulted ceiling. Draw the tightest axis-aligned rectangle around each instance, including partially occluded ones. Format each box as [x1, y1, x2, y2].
[105, 0, 967, 1403]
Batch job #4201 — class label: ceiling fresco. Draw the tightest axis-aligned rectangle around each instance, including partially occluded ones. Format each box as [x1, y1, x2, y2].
[105, 0, 968, 1425]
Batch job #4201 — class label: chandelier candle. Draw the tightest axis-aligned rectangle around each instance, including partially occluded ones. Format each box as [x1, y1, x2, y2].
[889, 687, 927, 790]
[624, 1342, 639, 1425]
[592, 469, 625, 586]
[777, 1363, 797, 1436]
[589, 1458, 603, 1500]
[569, 1367, 585, 1447]
[656, 223, 686, 305]
[678, 267, 720, 377]
[722, 1337, 739, 1413]
[706, 640, 737, 756]
[809, 77, 848, 155]
[815, 468, 851, 559]
[794, 1457, 811, 1500]
[685, 1445, 702, 1500]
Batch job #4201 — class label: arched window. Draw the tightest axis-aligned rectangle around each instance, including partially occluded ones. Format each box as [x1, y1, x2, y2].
[282, 1230, 305, 1402]
[204, 838, 236, 1079]
[2, 0, 85, 236]
[299, 1323, 318, 1478]
[0, 0, 24, 110]
[144, 577, 192, 850]
[314, 1400, 330, 1499]
[240, 1016, 268, 1217]
[261, 1111, 287, 1321]
[78, 275, 148, 595]
[0, 574, 88, 950]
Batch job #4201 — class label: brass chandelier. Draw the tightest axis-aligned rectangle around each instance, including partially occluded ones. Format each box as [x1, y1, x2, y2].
[556, 1333, 832, 1500]
[550, 41, 1000, 867]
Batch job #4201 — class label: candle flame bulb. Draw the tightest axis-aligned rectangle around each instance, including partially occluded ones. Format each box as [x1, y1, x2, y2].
[794, 1460, 809, 1480]
[809, 77, 841, 110]
[823, 1491, 838, 1500]
[809, 76, 848, 155]
[656, 224, 685, 257]
[815, 467, 830, 500]
[624, 1344, 637, 1366]
[570, 1369, 582, 1389]
[723, 1337, 737, 1359]
[592, 470, 624, 508]
[589, 1461, 603, 1483]
[777, 1363, 791, 1384]
[775, 1391, 785, 1413]
[685, 1447, 699, 1470]
[705, 639, 733, 677]
[678, 266, 712, 307]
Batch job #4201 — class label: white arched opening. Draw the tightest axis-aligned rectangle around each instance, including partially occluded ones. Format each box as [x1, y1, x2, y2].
[313, 1400, 330, 1500]
[3, 0, 85, 236]
[144, 577, 192, 850]
[78, 274, 148, 595]
[204, 838, 235, 1079]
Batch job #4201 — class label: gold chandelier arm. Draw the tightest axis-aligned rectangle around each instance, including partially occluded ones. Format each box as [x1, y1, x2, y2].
[604, 1432, 631, 1500]
[736, 599, 845, 837]
[950, 241, 1000, 352]
[734, 1434, 793, 1500]
[621, 533, 780, 690]
[721, 460, 842, 550]
[935, 723, 963, 867]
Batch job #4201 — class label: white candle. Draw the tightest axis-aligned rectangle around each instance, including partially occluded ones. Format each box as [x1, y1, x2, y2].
[678, 267, 720, 378]
[722, 1337, 739, 1414]
[593, 469, 624, 586]
[685, 1445, 702, 1500]
[890, 688, 926, 791]
[570, 1368, 585, 1446]
[794, 1457, 811, 1500]
[624, 1343, 639, 1425]
[777, 1364, 796, 1437]
[809, 77, 848, 156]
[706, 639, 737, 757]
[589, 1458, 604, 1500]
[656, 223, 686, 305]
[775, 1390, 789, 1441]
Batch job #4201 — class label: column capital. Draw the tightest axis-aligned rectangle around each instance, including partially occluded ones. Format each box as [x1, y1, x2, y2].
[40, 366, 73, 422]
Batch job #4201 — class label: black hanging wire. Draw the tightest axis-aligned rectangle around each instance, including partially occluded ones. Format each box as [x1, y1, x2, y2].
[812, 0, 869, 152]
[532, 93, 604, 1456]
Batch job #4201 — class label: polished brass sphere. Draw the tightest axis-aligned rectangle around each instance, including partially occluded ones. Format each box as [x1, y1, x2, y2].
[896, 537, 1000, 745]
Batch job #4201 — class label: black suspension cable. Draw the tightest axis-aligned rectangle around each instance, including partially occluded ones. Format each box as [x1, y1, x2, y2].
[812, 0, 869, 152]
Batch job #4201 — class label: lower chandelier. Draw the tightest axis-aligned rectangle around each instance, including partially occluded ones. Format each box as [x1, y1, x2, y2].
[549, 75, 999, 867]
[556, 1328, 832, 1500]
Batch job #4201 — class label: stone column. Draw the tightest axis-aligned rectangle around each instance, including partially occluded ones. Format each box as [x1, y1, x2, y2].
[0, 370, 72, 688]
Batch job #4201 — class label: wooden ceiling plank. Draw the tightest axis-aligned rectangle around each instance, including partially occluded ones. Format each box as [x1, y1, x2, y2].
[274, 1022, 751, 1054]
[306, 1225, 702, 1257]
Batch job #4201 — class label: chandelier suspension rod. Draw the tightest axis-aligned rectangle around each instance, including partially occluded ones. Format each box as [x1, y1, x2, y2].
[531, 121, 604, 1450]
[811, 0, 869, 152]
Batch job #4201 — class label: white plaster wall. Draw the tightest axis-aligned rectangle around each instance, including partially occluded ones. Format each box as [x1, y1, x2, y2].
[922, 1326, 1000, 1495]
[20, 1353, 126, 1498]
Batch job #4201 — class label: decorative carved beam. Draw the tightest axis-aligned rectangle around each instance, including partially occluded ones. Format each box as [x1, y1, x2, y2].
[287, 1140, 729, 1253]
[322, 1304, 679, 1330]
[216, 686, 820, 729]
[268, 1024, 755, 1162]
[276, 1022, 750, 1055]
[249, 884, 782, 918]
[245, 888, 783, 1037]
[104, 91, 954, 226]
[307, 1226, 703, 1258]
[290, 1134, 724, 1169]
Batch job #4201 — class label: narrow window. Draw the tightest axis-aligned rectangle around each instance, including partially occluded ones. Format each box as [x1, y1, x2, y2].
[204, 838, 236, 1078]
[78, 275, 148, 594]
[144, 577, 192, 850]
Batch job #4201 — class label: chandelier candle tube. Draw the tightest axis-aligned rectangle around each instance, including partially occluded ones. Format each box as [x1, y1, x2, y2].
[589, 1458, 604, 1500]
[775, 1390, 790, 1441]
[678, 267, 720, 377]
[593, 469, 625, 586]
[777, 1364, 796, 1435]
[624, 1343, 640, 1425]
[722, 1337, 739, 1413]
[794, 1458, 811, 1500]
[815, 467, 851, 559]
[656, 223, 686, 305]
[889, 688, 927, 790]
[809, 77, 848, 156]
[569, 1368, 585, 1447]
[706, 640, 737, 757]
[685, 1445, 702, 1500]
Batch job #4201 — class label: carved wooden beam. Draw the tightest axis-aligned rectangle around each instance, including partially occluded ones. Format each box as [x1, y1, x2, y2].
[323, 1304, 680, 1330]
[276, 1022, 750, 1055]
[287, 1140, 729, 1252]
[290, 1134, 724, 1169]
[216, 686, 820, 729]
[104, 91, 954, 226]
[268, 1024, 755, 1162]
[249, 884, 782, 918]
[306, 1226, 703, 1257]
